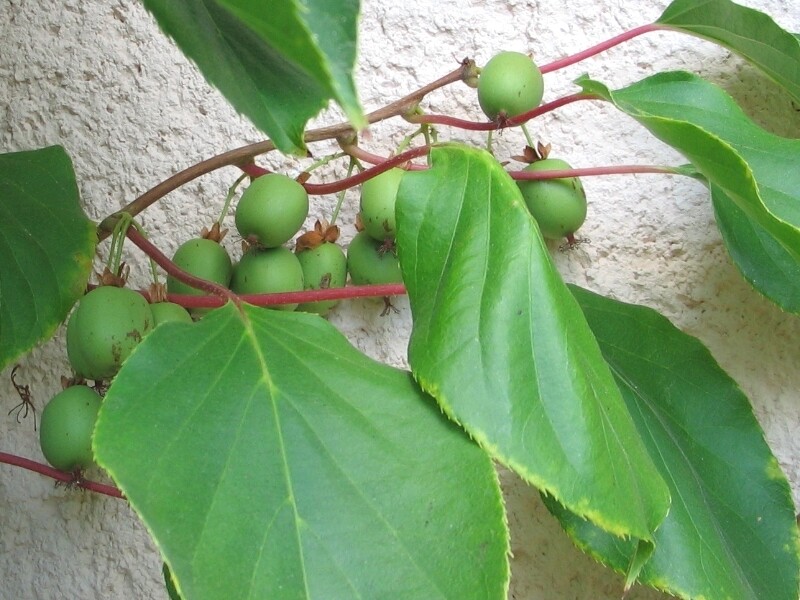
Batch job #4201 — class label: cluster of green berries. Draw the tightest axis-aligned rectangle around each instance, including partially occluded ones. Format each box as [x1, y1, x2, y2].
[41, 169, 409, 472]
[40, 49, 589, 474]
[167, 170, 404, 316]
[42, 285, 192, 472]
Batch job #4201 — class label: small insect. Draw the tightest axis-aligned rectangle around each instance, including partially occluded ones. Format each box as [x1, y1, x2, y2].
[381, 296, 400, 317]
[9, 365, 37, 430]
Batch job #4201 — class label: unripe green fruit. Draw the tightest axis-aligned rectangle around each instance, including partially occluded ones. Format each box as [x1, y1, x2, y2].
[517, 158, 587, 239]
[360, 168, 404, 241]
[166, 238, 232, 296]
[235, 174, 309, 248]
[347, 232, 403, 285]
[66, 286, 154, 381]
[151, 302, 193, 326]
[296, 242, 347, 315]
[477, 51, 544, 119]
[39, 385, 102, 471]
[231, 246, 304, 311]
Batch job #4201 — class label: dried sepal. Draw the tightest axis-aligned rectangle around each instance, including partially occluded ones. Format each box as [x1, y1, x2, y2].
[537, 141, 552, 160]
[296, 220, 341, 252]
[296, 229, 325, 253]
[96, 264, 129, 288]
[148, 283, 168, 304]
[200, 222, 227, 243]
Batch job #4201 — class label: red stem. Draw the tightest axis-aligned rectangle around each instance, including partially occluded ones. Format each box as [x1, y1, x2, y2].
[303, 145, 430, 195]
[164, 284, 407, 308]
[125, 225, 409, 307]
[406, 92, 596, 130]
[341, 144, 428, 170]
[510, 165, 677, 180]
[239, 163, 270, 178]
[0, 451, 124, 499]
[506, 93, 599, 126]
[237, 145, 431, 195]
[125, 228, 239, 304]
[539, 23, 660, 74]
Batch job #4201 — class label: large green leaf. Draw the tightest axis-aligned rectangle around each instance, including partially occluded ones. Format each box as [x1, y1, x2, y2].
[579, 71, 800, 312]
[656, 0, 800, 103]
[395, 145, 670, 579]
[711, 182, 800, 310]
[94, 303, 508, 600]
[0, 146, 95, 371]
[142, 0, 365, 155]
[219, 0, 363, 131]
[542, 286, 800, 600]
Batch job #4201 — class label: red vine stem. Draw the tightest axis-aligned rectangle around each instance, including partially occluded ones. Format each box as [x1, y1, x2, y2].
[304, 145, 430, 195]
[0, 452, 124, 499]
[539, 23, 660, 74]
[510, 165, 678, 180]
[343, 143, 677, 180]
[405, 92, 598, 130]
[239, 163, 270, 179]
[97, 63, 474, 240]
[126, 223, 407, 307]
[96, 23, 663, 239]
[125, 228, 239, 304]
[163, 284, 407, 309]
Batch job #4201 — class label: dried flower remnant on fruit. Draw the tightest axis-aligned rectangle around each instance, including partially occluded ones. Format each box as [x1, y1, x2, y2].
[200, 221, 228, 243]
[296, 220, 340, 253]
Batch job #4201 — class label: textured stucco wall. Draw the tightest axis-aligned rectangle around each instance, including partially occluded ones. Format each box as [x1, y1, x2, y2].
[1, 1, 799, 598]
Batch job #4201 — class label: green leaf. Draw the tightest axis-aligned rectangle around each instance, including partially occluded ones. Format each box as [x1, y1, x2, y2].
[163, 562, 184, 600]
[578, 71, 800, 312]
[711, 183, 800, 310]
[94, 304, 508, 600]
[543, 285, 800, 600]
[656, 0, 800, 103]
[142, 0, 365, 155]
[395, 145, 670, 570]
[219, 0, 364, 132]
[0, 146, 95, 371]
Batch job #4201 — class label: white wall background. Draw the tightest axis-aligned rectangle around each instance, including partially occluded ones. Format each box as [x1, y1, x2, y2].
[1, 0, 799, 598]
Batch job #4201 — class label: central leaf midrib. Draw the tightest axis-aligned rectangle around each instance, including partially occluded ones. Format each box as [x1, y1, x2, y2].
[242, 312, 312, 599]
[261, 315, 452, 599]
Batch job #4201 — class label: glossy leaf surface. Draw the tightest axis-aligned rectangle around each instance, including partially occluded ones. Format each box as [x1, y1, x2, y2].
[94, 303, 508, 600]
[579, 71, 800, 312]
[395, 145, 670, 570]
[657, 0, 800, 103]
[0, 146, 95, 371]
[142, 0, 364, 154]
[543, 286, 800, 600]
